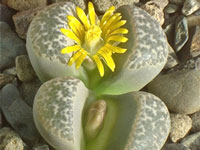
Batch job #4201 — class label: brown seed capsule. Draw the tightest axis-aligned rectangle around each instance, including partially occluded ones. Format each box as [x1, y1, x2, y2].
[84, 100, 107, 139]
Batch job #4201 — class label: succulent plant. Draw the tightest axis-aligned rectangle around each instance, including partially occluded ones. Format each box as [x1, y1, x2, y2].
[26, 1, 170, 150]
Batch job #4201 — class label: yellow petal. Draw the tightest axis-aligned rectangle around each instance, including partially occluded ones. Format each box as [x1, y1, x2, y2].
[68, 22, 81, 39]
[75, 53, 87, 69]
[98, 48, 115, 72]
[68, 50, 83, 66]
[88, 2, 96, 25]
[110, 15, 122, 26]
[67, 16, 85, 41]
[101, 13, 121, 32]
[61, 45, 81, 54]
[76, 7, 90, 30]
[111, 28, 128, 34]
[105, 44, 127, 53]
[93, 55, 104, 77]
[67, 16, 85, 32]
[106, 28, 128, 38]
[60, 28, 81, 44]
[100, 45, 112, 55]
[102, 16, 122, 39]
[106, 20, 127, 36]
[107, 35, 128, 43]
[100, 6, 115, 27]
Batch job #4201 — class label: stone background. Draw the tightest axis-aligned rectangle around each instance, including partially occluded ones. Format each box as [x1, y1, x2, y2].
[0, 0, 200, 150]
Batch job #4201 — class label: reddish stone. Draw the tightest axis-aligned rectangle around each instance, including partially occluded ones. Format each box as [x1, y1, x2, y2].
[13, 7, 43, 39]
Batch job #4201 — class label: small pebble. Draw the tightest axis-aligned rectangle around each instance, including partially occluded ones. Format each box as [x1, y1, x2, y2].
[182, 0, 200, 16]
[162, 143, 191, 150]
[194, 9, 200, 15]
[16, 55, 36, 82]
[174, 15, 189, 52]
[190, 110, 200, 132]
[13, 7, 43, 39]
[181, 132, 200, 150]
[3, 67, 17, 76]
[0, 127, 24, 150]
[0, 73, 16, 89]
[164, 44, 179, 70]
[4, 0, 47, 11]
[169, 0, 185, 5]
[151, 0, 169, 9]
[163, 15, 177, 46]
[170, 114, 192, 142]
[0, 4, 16, 26]
[165, 55, 200, 73]
[148, 65, 200, 114]
[19, 78, 42, 107]
[164, 3, 179, 14]
[190, 26, 200, 57]
[141, 1, 165, 25]
[92, 0, 139, 13]
[177, 27, 200, 61]
[187, 14, 200, 28]
[51, 0, 86, 10]
[0, 84, 41, 146]
[0, 21, 26, 70]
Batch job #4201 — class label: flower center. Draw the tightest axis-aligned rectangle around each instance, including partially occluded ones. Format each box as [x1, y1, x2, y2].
[84, 25, 103, 55]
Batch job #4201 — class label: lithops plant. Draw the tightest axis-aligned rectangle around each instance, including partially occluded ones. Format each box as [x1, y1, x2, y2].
[26, 1, 168, 95]
[34, 76, 170, 150]
[27, 1, 170, 150]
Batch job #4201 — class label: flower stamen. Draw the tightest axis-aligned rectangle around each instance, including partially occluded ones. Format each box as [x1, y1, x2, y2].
[84, 25, 102, 51]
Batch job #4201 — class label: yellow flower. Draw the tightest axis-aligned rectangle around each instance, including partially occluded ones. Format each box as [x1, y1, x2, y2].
[60, 2, 128, 77]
